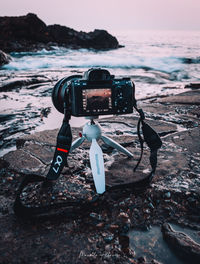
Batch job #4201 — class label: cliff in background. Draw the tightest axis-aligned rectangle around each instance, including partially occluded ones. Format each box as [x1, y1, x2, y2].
[0, 13, 121, 52]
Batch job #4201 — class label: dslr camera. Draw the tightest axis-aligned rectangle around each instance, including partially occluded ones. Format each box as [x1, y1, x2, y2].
[52, 68, 135, 117]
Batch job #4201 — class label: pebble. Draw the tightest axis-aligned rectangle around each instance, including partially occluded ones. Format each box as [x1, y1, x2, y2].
[109, 224, 119, 231]
[105, 244, 112, 251]
[96, 222, 104, 228]
[119, 201, 125, 207]
[89, 212, 102, 221]
[6, 177, 13, 181]
[118, 212, 129, 219]
[148, 203, 154, 209]
[104, 234, 114, 243]
[164, 192, 171, 199]
[144, 209, 150, 214]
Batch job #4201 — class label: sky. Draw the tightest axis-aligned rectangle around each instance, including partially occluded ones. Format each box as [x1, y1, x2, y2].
[1, 0, 200, 32]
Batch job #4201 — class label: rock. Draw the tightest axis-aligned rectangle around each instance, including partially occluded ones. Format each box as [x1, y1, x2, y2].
[150, 260, 162, 264]
[0, 13, 120, 52]
[164, 127, 200, 153]
[119, 234, 129, 250]
[104, 234, 114, 243]
[185, 83, 200, 89]
[0, 75, 51, 91]
[148, 202, 155, 209]
[157, 90, 200, 105]
[86, 29, 119, 50]
[161, 223, 200, 263]
[3, 148, 47, 175]
[0, 49, 11, 66]
[109, 224, 119, 231]
[89, 212, 103, 221]
[137, 256, 146, 263]
[164, 192, 171, 199]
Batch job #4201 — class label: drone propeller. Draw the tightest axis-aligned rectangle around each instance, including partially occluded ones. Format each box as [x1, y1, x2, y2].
[89, 138, 105, 194]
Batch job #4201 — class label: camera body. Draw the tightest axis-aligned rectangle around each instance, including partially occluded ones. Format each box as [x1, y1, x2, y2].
[52, 68, 135, 117]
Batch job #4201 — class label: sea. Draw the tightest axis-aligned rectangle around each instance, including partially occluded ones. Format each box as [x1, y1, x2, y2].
[0, 30, 200, 156]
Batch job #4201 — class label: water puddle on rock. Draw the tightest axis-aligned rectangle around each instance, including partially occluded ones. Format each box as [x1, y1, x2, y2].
[128, 224, 200, 264]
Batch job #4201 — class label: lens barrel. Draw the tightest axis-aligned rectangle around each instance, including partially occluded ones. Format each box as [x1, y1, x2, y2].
[52, 75, 82, 114]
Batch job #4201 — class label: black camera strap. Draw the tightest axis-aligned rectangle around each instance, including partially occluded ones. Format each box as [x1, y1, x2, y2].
[133, 104, 162, 173]
[46, 120, 72, 180]
[13, 109, 162, 219]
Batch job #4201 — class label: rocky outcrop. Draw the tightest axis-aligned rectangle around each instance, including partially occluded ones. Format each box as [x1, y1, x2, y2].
[0, 50, 11, 66]
[162, 223, 200, 263]
[0, 13, 120, 52]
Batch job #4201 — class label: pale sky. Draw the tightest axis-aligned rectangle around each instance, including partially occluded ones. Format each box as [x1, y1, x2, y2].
[1, 0, 200, 32]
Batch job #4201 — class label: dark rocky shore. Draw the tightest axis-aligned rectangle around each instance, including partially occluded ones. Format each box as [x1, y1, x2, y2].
[0, 87, 200, 263]
[0, 13, 121, 55]
[0, 50, 12, 66]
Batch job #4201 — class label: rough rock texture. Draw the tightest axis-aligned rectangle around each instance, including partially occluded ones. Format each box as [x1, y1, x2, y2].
[0, 13, 120, 52]
[0, 49, 11, 66]
[162, 223, 200, 263]
[0, 89, 200, 263]
[156, 90, 200, 105]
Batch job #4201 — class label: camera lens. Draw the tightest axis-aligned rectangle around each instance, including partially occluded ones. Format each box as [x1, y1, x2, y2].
[52, 75, 82, 114]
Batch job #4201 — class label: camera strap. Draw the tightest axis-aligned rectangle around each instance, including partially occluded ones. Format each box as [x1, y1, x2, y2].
[13, 109, 162, 219]
[46, 120, 72, 180]
[133, 105, 162, 172]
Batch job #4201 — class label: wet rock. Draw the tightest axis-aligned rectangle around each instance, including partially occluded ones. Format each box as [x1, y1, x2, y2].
[185, 83, 200, 89]
[40, 107, 51, 120]
[0, 13, 120, 52]
[0, 75, 51, 91]
[157, 90, 200, 105]
[0, 50, 11, 66]
[162, 223, 200, 263]
[3, 149, 46, 174]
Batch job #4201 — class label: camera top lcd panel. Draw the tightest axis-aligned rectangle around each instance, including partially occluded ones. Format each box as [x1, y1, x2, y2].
[70, 77, 134, 117]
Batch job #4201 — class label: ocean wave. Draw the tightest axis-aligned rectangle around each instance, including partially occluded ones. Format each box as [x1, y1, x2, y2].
[1, 30, 200, 78]
[10, 46, 71, 57]
[2, 49, 185, 74]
